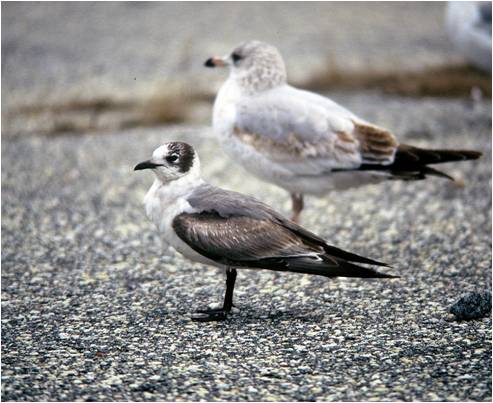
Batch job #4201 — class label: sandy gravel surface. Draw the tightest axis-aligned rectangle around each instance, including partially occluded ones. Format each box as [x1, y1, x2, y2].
[2, 92, 491, 401]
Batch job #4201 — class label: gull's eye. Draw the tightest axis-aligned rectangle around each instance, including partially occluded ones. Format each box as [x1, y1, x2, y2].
[166, 154, 179, 163]
[232, 52, 242, 63]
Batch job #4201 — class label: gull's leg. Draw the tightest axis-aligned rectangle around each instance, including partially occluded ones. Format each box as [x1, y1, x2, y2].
[192, 268, 237, 322]
[223, 267, 237, 311]
[290, 193, 304, 224]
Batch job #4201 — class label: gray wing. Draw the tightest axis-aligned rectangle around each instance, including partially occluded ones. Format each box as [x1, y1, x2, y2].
[233, 85, 398, 174]
[172, 211, 323, 267]
[177, 184, 388, 268]
[186, 184, 276, 220]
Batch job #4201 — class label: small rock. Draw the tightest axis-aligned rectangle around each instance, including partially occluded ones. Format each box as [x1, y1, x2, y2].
[449, 291, 492, 320]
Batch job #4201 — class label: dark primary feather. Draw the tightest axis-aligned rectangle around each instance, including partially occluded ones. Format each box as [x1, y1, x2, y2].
[393, 144, 481, 166]
[173, 185, 394, 278]
[358, 144, 482, 180]
[264, 256, 396, 278]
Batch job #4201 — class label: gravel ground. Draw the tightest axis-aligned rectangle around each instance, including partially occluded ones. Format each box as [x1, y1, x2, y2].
[1, 92, 491, 401]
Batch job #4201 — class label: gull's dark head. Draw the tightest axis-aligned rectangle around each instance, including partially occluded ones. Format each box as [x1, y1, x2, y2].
[134, 142, 199, 183]
[204, 40, 287, 93]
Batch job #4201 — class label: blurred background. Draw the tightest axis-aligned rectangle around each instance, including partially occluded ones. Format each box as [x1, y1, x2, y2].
[2, 1, 491, 136]
[2, 2, 492, 402]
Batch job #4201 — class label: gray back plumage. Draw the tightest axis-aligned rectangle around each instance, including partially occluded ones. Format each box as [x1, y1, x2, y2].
[187, 184, 278, 221]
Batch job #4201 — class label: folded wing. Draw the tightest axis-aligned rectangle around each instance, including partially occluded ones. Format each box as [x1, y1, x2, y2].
[234, 85, 398, 175]
[173, 185, 395, 278]
[172, 212, 322, 265]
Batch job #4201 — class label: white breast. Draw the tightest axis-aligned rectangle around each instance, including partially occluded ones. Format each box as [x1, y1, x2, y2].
[144, 179, 223, 268]
[213, 78, 241, 136]
[212, 80, 295, 188]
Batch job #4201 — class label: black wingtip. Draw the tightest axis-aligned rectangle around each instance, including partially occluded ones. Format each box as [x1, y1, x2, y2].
[422, 166, 455, 181]
[323, 244, 390, 267]
[319, 257, 398, 278]
[447, 149, 482, 161]
[334, 259, 398, 279]
[465, 150, 482, 160]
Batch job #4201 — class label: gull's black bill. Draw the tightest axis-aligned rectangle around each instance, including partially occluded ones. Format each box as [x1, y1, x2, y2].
[134, 160, 162, 171]
[204, 57, 215, 67]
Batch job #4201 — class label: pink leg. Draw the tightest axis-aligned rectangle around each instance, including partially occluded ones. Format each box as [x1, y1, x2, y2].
[290, 193, 304, 223]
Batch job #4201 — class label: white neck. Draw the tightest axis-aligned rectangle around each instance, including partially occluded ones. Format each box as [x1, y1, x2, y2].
[144, 165, 204, 234]
[154, 161, 203, 198]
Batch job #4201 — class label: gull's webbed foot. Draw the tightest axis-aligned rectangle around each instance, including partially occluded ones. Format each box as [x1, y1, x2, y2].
[192, 307, 229, 322]
[192, 268, 237, 322]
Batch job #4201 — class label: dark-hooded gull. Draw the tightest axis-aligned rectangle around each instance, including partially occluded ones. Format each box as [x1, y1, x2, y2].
[135, 142, 396, 322]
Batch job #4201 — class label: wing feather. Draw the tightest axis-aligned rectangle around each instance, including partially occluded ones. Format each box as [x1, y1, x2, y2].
[172, 212, 322, 266]
[180, 185, 389, 269]
[233, 85, 398, 173]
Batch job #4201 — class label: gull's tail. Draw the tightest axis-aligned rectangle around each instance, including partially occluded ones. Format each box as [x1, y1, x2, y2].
[360, 144, 482, 181]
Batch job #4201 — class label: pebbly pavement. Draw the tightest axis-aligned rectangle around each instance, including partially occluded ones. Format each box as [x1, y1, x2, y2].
[1, 91, 491, 401]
